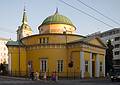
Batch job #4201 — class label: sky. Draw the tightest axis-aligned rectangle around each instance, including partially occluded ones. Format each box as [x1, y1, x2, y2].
[0, 0, 120, 40]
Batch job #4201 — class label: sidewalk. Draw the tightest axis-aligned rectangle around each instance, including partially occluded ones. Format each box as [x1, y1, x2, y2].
[0, 76, 28, 80]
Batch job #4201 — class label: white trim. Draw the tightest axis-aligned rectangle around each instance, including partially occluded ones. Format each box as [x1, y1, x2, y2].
[40, 59, 48, 72]
[96, 54, 100, 77]
[57, 60, 64, 72]
[80, 51, 85, 78]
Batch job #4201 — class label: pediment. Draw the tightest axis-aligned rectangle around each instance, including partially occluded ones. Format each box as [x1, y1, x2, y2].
[87, 37, 106, 47]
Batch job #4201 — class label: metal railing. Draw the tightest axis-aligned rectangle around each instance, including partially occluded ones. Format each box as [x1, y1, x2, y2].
[1, 71, 105, 80]
[3, 71, 81, 79]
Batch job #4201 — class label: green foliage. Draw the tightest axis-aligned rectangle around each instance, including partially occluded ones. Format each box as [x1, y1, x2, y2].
[105, 39, 114, 75]
[0, 63, 7, 75]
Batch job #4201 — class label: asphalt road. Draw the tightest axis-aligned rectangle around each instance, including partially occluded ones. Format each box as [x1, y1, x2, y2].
[0, 77, 119, 85]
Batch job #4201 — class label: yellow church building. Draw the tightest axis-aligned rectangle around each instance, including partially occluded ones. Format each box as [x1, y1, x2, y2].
[7, 8, 106, 78]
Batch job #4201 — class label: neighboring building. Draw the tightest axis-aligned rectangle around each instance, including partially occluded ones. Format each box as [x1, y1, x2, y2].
[6, 8, 106, 78]
[0, 37, 9, 64]
[88, 28, 120, 67]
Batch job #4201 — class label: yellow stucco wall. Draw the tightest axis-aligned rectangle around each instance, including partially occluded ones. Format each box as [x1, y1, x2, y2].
[7, 34, 105, 78]
[8, 46, 26, 76]
[27, 47, 67, 72]
[21, 34, 84, 45]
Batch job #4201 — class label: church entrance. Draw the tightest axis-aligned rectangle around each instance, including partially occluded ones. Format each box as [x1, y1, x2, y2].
[92, 61, 95, 77]
[92, 53, 96, 77]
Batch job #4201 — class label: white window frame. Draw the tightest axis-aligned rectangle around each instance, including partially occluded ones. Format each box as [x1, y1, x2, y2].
[40, 59, 48, 72]
[57, 60, 64, 72]
[100, 62, 103, 72]
[85, 61, 88, 72]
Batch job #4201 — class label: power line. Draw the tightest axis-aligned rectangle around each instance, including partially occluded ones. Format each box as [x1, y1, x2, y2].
[76, 0, 120, 25]
[0, 27, 15, 34]
[59, 0, 114, 28]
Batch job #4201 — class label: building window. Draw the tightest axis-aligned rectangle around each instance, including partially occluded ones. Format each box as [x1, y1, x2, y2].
[45, 37, 49, 43]
[26, 34, 29, 36]
[114, 51, 120, 55]
[85, 61, 88, 72]
[4, 47, 6, 51]
[115, 37, 120, 41]
[100, 62, 102, 72]
[39, 37, 49, 44]
[113, 60, 120, 65]
[4, 53, 6, 56]
[115, 44, 120, 48]
[40, 59, 47, 72]
[57, 60, 63, 72]
[39, 38, 42, 43]
[43, 38, 46, 43]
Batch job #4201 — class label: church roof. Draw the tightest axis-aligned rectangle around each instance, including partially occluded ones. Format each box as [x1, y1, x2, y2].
[22, 6, 28, 24]
[17, 7, 32, 32]
[39, 9, 75, 28]
[68, 36, 106, 48]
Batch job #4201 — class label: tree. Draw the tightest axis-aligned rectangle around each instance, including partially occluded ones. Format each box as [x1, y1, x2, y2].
[105, 39, 114, 75]
[0, 60, 7, 75]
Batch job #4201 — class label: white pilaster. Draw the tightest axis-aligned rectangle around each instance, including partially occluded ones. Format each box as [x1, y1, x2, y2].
[80, 51, 85, 78]
[96, 54, 100, 77]
[89, 53, 92, 78]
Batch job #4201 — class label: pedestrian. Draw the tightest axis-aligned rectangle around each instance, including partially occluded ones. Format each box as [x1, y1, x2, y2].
[43, 72, 47, 80]
[51, 71, 56, 81]
[30, 72, 34, 80]
[106, 72, 110, 80]
[35, 71, 39, 80]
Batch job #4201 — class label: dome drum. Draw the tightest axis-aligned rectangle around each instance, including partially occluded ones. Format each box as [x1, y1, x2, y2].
[39, 24, 76, 34]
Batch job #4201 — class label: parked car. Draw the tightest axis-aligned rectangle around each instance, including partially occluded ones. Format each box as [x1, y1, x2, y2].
[110, 69, 120, 82]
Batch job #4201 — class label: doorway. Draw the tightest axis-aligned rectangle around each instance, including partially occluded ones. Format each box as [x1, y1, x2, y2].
[92, 61, 95, 77]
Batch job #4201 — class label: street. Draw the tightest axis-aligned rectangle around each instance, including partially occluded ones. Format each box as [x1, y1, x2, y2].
[0, 77, 119, 85]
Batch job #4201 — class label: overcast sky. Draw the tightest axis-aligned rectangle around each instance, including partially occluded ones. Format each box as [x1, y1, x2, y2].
[0, 0, 120, 40]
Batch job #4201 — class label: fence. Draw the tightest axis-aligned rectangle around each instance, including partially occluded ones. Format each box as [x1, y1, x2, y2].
[1, 71, 104, 79]
[2, 71, 82, 80]
[40, 71, 82, 80]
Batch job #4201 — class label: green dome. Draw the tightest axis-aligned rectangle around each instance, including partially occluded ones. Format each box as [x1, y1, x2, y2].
[40, 12, 75, 27]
